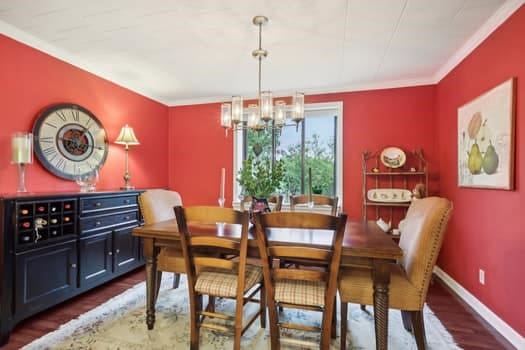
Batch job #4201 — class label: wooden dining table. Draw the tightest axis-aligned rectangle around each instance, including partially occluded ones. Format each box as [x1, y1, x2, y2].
[132, 218, 402, 350]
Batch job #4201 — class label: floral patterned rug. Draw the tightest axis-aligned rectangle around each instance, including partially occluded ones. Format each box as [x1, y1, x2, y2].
[23, 275, 461, 349]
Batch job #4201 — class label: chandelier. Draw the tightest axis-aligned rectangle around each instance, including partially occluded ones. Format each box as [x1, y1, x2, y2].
[220, 15, 305, 135]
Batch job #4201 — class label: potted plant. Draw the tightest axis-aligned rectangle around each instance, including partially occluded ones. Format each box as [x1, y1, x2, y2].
[237, 155, 284, 213]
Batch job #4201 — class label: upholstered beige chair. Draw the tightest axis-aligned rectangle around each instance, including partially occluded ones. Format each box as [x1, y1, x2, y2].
[290, 194, 339, 216]
[175, 206, 265, 350]
[339, 196, 453, 350]
[138, 189, 185, 291]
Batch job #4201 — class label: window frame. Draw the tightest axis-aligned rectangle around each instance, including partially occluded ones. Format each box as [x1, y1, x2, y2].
[232, 101, 343, 212]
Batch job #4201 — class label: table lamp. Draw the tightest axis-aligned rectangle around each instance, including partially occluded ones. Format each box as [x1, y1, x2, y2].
[115, 124, 140, 190]
[11, 132, 33, 192]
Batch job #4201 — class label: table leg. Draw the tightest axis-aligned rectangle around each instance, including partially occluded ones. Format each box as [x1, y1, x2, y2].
[143, 238, 159, 330]
[372, 260, 391, 350]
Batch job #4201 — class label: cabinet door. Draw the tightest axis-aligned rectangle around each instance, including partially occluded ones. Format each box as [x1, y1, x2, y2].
[15, 240, 77, 319]
[79, 232, 113, 290]
[113, 225, 140, 274]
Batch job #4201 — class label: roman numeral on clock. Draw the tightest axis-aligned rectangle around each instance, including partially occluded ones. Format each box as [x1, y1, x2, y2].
[39, 137, 54, 144]
[42, 147, 57, 158]
[55, 158, 66, 171]
[56, 110, 67, 122]
[70, 108, 80, 121]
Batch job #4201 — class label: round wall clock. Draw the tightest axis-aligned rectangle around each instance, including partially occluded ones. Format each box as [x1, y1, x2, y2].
[32, 103, 109, 180]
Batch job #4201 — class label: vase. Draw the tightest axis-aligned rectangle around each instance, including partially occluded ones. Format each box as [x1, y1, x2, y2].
[250, 197, 270, 223]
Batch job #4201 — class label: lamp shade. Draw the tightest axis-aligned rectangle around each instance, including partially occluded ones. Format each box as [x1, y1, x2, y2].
[115, 124, 140, 145]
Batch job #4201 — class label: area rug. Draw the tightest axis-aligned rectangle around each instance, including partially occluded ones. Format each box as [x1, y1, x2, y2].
[23, 275, 461, 349]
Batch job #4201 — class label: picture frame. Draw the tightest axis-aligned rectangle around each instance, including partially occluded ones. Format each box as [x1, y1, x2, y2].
[457, 78, 515, 190]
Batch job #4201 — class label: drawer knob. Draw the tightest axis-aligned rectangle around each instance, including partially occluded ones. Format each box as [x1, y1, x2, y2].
[125, 216, 130, 220]
[108, 251, 113, 256]
[95, 202, 102, 207]
[71, 263, 77, 269]
[96, 221, 101, 226]
[116, 249, 120, 254]
[124, 199, 130, 204]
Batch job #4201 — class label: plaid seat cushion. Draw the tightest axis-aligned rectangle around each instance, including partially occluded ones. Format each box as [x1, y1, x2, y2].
[195, 264, 262, 298]
[275, 279, 326, 307]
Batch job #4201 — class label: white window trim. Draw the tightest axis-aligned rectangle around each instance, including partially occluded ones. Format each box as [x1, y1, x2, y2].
[231, 101, 343, 212]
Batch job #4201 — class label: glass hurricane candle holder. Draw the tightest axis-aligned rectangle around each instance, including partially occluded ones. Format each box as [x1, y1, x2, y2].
[11, 132, 33, 193]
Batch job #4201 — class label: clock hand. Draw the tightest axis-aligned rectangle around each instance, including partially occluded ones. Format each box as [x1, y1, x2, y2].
[58, 136, 105, 150]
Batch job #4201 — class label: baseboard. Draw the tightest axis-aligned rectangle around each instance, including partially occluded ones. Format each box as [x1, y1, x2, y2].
[433, 266, 524, 349]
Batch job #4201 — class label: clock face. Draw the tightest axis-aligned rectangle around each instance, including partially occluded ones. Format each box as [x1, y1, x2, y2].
[32, 103, 109, 180]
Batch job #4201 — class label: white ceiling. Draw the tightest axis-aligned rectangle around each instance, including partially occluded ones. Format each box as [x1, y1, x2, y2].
[0, 0, 522, 106]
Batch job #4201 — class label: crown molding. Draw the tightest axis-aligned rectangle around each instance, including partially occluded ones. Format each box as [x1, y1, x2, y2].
[433, 0, 525, 83]
[167, 77, 435, 106]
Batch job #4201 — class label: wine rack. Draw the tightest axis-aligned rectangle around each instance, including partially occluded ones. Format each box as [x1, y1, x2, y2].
[15, 199, 76, 249]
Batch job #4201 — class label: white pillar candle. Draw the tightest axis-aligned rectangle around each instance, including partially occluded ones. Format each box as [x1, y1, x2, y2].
[220, 168, 225, 200]
[11, 133, 33, 164]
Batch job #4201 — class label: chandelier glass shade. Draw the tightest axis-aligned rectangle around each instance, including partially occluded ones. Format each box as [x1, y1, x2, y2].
[221, 16, 305, 134]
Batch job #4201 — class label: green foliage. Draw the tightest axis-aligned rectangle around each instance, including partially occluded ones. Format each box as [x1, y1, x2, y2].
[279, 133, 335, 196]
[240, 126, 335, 198]
[237, 154, 285, 198]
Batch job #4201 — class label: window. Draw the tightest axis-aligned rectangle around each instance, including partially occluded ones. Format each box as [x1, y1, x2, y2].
[233, 101, 343, 207]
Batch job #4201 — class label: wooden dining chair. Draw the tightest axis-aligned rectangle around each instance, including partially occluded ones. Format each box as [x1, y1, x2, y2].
[240, 195, 283, 212]
[138, 189, 185, 294]
[290, 194, 339, 215]
[339, 197, 453, 350]
[174, 205, 265, 350]
[253, 211, 347, 349]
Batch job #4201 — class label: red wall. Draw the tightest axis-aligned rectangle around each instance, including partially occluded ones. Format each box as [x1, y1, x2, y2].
[435, 6, 525, 336]
[2, 4, 523, 338]
[168, 85, 437, 220]
[0, 35, 169, 193]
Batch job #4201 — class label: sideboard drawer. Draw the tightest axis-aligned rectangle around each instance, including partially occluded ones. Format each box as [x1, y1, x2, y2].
[80, 210, 138, 235]
[80, 195, 137, 214]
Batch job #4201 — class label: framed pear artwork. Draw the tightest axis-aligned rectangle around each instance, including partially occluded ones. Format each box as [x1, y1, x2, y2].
[457, 78, 515, 190]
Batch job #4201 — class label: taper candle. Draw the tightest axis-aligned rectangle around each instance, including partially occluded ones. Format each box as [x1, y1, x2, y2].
[308, 167, 312, 202]
[220, 168, 225, 200]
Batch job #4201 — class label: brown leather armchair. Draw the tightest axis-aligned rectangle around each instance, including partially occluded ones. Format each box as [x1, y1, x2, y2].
[339, 196, 453, 350]
[138, 189, 186, 292]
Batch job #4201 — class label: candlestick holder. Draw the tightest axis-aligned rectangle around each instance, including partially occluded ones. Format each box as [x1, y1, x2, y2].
[16, 164, 28, 193]
[11, 132, 33, 193]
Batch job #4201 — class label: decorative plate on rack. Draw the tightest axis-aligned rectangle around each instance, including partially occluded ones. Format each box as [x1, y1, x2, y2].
[367, 189, 412, 203]
[380, 147, 406, 168]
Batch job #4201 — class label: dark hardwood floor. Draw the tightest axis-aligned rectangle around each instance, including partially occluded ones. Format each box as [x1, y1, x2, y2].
[1, 269, 516, 349]
[426, 278, 515, 350]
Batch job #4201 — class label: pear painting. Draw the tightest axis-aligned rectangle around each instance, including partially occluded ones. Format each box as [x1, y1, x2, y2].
[457, 78, 514, 189]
